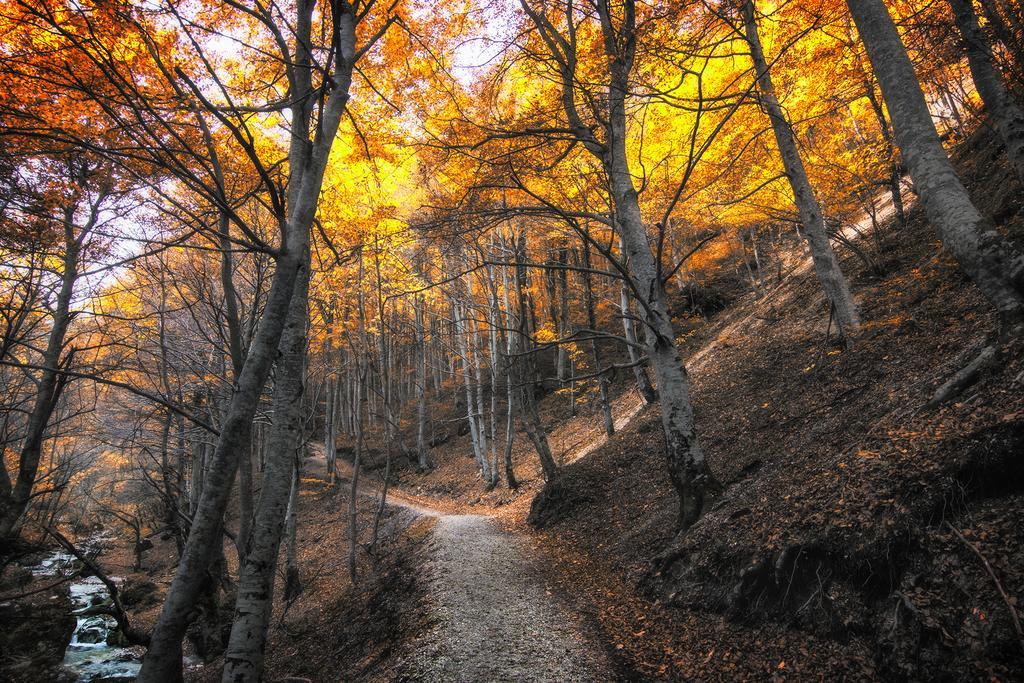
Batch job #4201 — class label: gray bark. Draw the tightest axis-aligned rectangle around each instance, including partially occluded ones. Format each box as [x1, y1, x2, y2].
[616, 248, 658, 405]
[454, 298, 489, 480]
[349, 250, 368, 584]
[500, 248, 519, 489]
[950, 0, 1024, 181]
[513, 231, 559, 481]
[222, 229, 311, 682]
[414, 295, 430, 470]
[863, 77, 907, 227]
[485, 270, 502, 488]
[139, 6, 357, 678]
[581, 244, 614, 437]
[324, 372, 337, 482]
[282, 459, 301, 602]
[596, 0, 719, 529]
[744, 0, 860, 339]
[469, 315, 491, 482]
[557, 247, 575, 415]
[848, 0, 1024, 333]
[978, 0, 1024, 72]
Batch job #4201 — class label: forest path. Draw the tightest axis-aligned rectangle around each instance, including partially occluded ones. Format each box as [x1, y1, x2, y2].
[401, 513, 613, 682]
[317, 450, 613, 680]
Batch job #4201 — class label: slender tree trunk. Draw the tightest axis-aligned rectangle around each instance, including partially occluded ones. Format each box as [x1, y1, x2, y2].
[848, 0, 1024, 334]
[236, 426, 254, 564]
[744, 0, 859, 339]
[581, 244, 614, 437]
[513, 232, 559, 480]
[158, 412, 183, 556]
[469, 315, 491, 482]
[348, 353, 365, 583]
[617, 246, 658, 405]
[599, 1, 719, 530]
[282, 459, 301, 602]
[500, 250, 519, 489]
[221, 218, 312, 683]
[862, 77, 907, 227]
[486, 272, 502, 489]
[950, 0, 1024, 180]
[349, 253, 368, 585]
[979, 0, 1024, 73]
[414, 296, 430, 470]
[557, 246, 576, 415]
[325, 372, 337, 483]
[0, 203, 86, 539]
[455, 298, 487, 477]
[370, 438, 391, 549]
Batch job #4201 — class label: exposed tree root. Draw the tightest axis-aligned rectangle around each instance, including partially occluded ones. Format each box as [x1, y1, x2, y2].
[925, 345, 998, 408]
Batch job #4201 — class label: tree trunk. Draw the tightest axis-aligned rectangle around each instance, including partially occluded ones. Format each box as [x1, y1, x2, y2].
[469, 315, 492, 483]
[581, 244, 614, 437]
[455, 298, 488, 479]
[599, 1, 720, 530]
[349, 251, 368, 585]
[325, 372, 337, 483]
[236, 426, 254, 564]
[513, 232, 559, 481]
[485, 270, 502, 489]
[221, 229, 311, 681]
[744, 0, 860, 340]
[950, 0, 1024, 181]
[557, 246, 575, 415]
[282, 459, 301, 602]
[500, 249, 519, 489]
[848, 0, 1024, 334]
[979, 0, 1024, 73]
[140, 233, 304, 682]
[158, 412, 183, 556]
[140, 64, 351, 683]
[0, 203, 84, 539]
[616, 247, 658, 405]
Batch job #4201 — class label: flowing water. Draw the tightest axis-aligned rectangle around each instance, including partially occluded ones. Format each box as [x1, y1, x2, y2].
[27, 535, 142, 682]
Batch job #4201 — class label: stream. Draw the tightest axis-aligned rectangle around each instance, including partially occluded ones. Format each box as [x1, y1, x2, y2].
[27, 535, 142, 682]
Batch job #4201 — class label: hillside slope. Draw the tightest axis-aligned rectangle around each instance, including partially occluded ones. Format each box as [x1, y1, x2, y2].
[524, 128, 1024, 680]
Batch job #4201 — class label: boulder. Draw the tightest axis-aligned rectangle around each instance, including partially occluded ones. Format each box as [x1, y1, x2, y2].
[0, 591, 76, 682]
[119, 578, 158, 608]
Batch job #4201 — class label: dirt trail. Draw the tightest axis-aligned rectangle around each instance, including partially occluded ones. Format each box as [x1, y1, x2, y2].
[401, 513, 613, 682]
[316, 450, 613, 680]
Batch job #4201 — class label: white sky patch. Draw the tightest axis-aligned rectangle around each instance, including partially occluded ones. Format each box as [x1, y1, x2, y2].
[451, 0, 520, 85]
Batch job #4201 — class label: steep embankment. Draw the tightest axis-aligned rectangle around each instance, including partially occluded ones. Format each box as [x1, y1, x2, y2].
[526, 129, 1024, 679]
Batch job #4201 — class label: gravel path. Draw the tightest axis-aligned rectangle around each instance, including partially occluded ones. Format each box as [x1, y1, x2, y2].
[405, 514, 613, 682]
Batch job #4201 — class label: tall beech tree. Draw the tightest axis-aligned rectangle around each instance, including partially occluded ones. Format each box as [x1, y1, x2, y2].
[740, 0, 860, 339]
[515, 0, 722, 529]
[847, 0, 1024, 334]
[948, 0, 1024, 181]
[137, 0, 398, 678]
